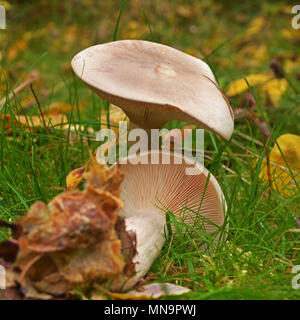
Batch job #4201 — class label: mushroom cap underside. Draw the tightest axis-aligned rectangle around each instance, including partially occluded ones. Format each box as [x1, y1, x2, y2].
[116, 150, 226, 234]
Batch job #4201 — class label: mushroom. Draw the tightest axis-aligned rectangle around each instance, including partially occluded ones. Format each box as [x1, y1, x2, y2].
[112, 150, 226, 290]
[71, 40, 234, 141]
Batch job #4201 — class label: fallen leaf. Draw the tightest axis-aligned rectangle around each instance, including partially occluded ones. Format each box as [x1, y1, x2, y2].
[281, 28, 300, 42]
[245, 17, 266, 38]
[238, 44, 269, 67]
[226, 74, 271, 97]
[47, 101, 86, 115]
[100, 104, 129, 134]
[1, 163, 134, 299]
[259, 134, 300, 196]
[270, 134, 300, 171]
[261, 78, 288, 105]
[176, 5, 194, 18]
[66, 165, 87, 190]
[19, 95, 36, 109]
[107, 283, 190, 300]
[121, 21, 148, 39]
[283, 58, 300, 74]
[7, 40, 29, 61]
[0, 113, 67, 131]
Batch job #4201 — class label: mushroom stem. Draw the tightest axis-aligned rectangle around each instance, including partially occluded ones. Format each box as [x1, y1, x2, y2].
[128, 122, 153, 150]
[122, 209, 165, 289]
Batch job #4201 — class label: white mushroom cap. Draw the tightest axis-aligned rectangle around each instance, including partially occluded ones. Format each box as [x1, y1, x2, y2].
[112, 150, 226, 289]
[72, 40, 234, 140]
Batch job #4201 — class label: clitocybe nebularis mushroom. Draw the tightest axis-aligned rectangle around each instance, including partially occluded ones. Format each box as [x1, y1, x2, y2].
[71, 40, 234, 141]
[112, 150, 226, 290]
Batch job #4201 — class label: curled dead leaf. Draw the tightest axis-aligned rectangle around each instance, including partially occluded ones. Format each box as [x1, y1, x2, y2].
[0, 163, 139, 299]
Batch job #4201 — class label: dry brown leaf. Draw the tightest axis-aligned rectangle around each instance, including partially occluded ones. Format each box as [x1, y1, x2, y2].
[1, 163, 131, 299]
[66, 151, 124, 196]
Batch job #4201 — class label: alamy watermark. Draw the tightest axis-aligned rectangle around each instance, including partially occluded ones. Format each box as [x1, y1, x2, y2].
[292, 5, 300, 29]
[0, 265, 5, 290]
[95, 122, 204, 175]
[292, 265, 300, 290]
[0, 5, 6, 29]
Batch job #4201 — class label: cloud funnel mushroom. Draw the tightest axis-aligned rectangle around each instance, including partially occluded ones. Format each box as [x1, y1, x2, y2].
[71, 40, 234, 140]
[111, 150, 226, 290]
[71, 40, 231, 290]
[0, 152, 226, 298]
[0, 41, 232, 299]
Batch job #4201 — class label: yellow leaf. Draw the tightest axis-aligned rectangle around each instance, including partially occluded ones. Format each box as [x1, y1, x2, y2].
[270, 134, 300, 171]
[66, 165, 87, 190]
[236, 45, 269, 68]
[283, 59, 300, 74]
[7, 40, 29, 61]
[261, 78, 288, 105]
[259, 164, 299, 197]
[214, 57, 230, 68]
[0, 1, 11, 10]
[121, 21, 148, 39]
[19, 95, 36, 108]
[176, 5, 194, 18]
[47, 101, 86, 115]
[282, 5, 293, 14]
[233, 17, 267, 46]
[184, 48, 204, 59]
[60, 123, 94, 135]
[50, 25, 91, 53]
[0, 113, 67, 131]
[226, 74, 271, 97]
[259, 134, 300, 196]
[281, 28, 300, 42]
[245, 17, 266, 37]
[100, 104, 129, 135]
[65, 151, 116, 191]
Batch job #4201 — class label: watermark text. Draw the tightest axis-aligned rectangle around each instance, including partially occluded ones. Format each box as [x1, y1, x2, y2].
[292, 5, 300, 29]
[0, 5, 6, 29]
[95, 123, 204, 175]
[0, 265, 5, 290]
[292, 265, 300, 290]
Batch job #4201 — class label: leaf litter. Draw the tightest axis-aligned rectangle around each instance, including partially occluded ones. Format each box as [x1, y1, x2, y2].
[0, 159, 189, 300]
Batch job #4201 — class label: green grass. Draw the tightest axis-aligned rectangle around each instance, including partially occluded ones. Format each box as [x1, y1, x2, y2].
[0, 0, 300, 300]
